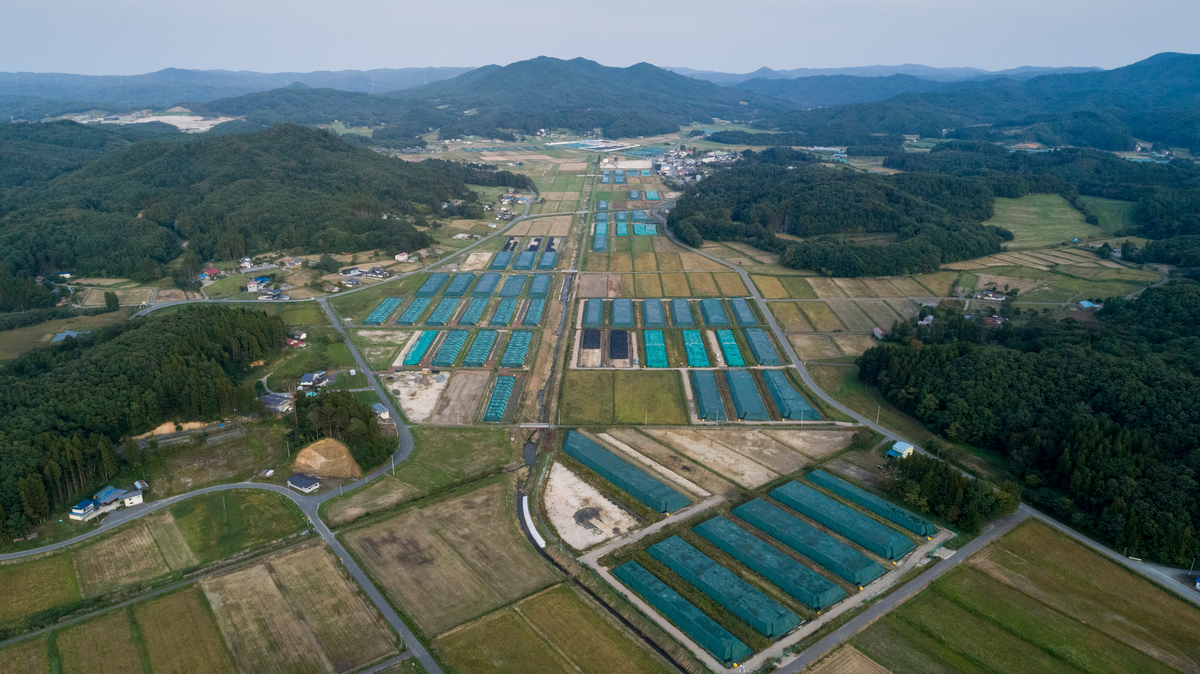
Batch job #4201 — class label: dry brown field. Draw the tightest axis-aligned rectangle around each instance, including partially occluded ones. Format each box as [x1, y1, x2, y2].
[771, 302, 813, 332]
[660, 273, 691, 297]
[635, 274, 663, 298]
[430, 371, 490, 424]
[133, 587, 237, 674]
[827, 301, 876, 331]
[74, 523, 170, 597]
[657, 253, 684, 271]
[603, 429, 737, 497]
[687, 272, 719, 296]
[81, 287, 153, 306]
[633, 252, 658, 271]
[809, 645, 891, 674]
[753, 275, 789, 299]
[644, 429, 778, 488]
[325, 476, 419, 527]
[833, 278, 874, 298]
[0, 638, 48, 674]
[714, 272, 748, 295]
[807, 277, 848, 299]
[832, 334, 879, 356]
[789, 334, 842, 360]
[0, 554, 79, 623]
[799, 302, 845, 332]
[56, 611, 143, 674]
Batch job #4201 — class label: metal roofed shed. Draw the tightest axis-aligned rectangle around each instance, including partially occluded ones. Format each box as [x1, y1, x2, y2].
[744, 328, 782, 366]
[562, 431, 689, 513]
[489, 251, 514, 270]
[444, 273, 476, 297]
[716, 330, 745, 367]
[527, 274, 552, 299]
[613, 561, 751, 666]
[724, 370, 769, 421]
[648, 536, 799, 638]
[733, 498, 884, 585]
[695, 516, 845, 610]
[886, 441, 914, 459]
[641, 299, 666, 328]
[416, 273, 450, 297]
[499, 275, 527, 297]
[670, 299, 695, 327]
[700, 299, 729, 326]
[288, 474, 320, 494]
[472, 273, 501, 296]
[730, 298, 757, 326]
[763, 370, 818, 419]
[611, 298, 635, 328]
[770, 481, 915, 560]
[691, 370, 726, 421]
[583, 299, 604, 327]
[807, 470, 936, 536]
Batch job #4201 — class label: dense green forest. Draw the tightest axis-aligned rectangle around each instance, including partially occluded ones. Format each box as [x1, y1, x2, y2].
[197, 57, 792, 140]
[859, 283, 1200, 564]
[0, 306, 285, 535]
[735, 74, 948, 109]
[296, 390, 393, 470]
[0, 122, 535, 277]
[667, 148, 1009, 276]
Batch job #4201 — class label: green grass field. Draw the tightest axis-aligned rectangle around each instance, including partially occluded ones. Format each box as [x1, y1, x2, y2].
[559, 370, 616, 425]
[853, 519, 1200, 674]
[170, 490, 305, 564]
[265, 333, 358, 391]
[1079, 196, 1137, 234]
[985, 194, 1101, 249]
[329, 273, 429, 323]
[981, 265, 1159, 303]
[559, 370, 687, 425]
[0, 554, 80, 626]
[250, 301, 330, 326]
[0, 310, 130, 361]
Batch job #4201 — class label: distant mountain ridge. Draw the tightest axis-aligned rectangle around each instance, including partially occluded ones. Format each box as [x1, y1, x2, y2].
[667, 63, 1100, 85]
[0, 67, 475, 107]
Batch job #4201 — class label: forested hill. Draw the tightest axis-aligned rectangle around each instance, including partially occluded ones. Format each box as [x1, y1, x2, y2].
[735, 74, 949, 109]
[858, 283, 1200, 565]
[198, 57, 793, 139]
[0, 305, 286, 532]
[667, 148, 1008, 276]
[739, 52, 1200, 152]
[0, 122, 527, 276]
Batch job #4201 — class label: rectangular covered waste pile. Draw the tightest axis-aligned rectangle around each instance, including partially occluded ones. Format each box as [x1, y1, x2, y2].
[431, 329, 469, 367]
[416, 273, 449, 297]
[700, 299, 729, 326]
[499, 275, 527, 297]
[489, 297, 518, 326]
[734, 499, 884, 585]
[730, 298, 757, 326]
[770, 481, 915, 559]
[744, 328, 782, 366]
[582, 329, 601, 350]
[537, 251, 558, 269]
[613, 561, 751, 666]
[682, 330, 709, 367]
[695, 516, 845, 610]
[402, 331, 438, 366]
[527, 274, 552, 299]
[583, 299, 604, 327]
[425, 298, 461, 326]
[462, 330, 497, 367]
[396, 298, 431, 325]
[609, 330, 629, 360]
[457, 297, 489, 326]
[670, 299, 695, 327]
[724, 370, 769, 421]
[642, 299, 666, 328]
[483, 376, 514, 422]
[716, 330, 745, 367]
[644, 330, 668, 368]
[762, 370, 818, 420]
[522, 299, 544, 326]
[501, 331, 532, 368]
[611, 298, 635, 328]
[444, 273, 476, 297]
[489, 251, 513, 270]
[690, 370, 725, 421]
[806, 470, 936, 536]
[472, 273, 501, 297]
[648, 536, 799, 638]
[562, 431, 689, 512]
[512, 250, 536, 270]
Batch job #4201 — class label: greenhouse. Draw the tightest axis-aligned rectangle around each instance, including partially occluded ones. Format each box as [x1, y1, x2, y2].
[611, 299, 635, 328]
[362, 297, 402, 325]
[522, 299, 544, 326]
[730, 298, 757, 326]
[682, 330, 710, 367]
[583, 299, 604, 327]
[482, 376, 514, 422]
[527, 274, 552, 299]
[425, 298, 461, 326]
[488, 251, 513, 270]
[457, 297, 489, 326]
[716, 330, 745, 367]
[644, 330, 668, 367]
[498, 275, 527, 297]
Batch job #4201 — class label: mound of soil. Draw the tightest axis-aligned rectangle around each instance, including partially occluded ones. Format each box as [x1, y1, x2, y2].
[293, 438, 362, 478]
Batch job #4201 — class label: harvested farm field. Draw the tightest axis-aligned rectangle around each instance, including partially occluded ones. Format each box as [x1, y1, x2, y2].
[145, 511, 199, 570]
[293, 438, 362, 478]
[831, 333, 877, 357]
[324, 475, 419, 526]
[603, 428, 738, 497]
[74, 523, 170, 597]
[688, 429, 810, 474]
[763, 429, 855, 459]
[789, 334, 842, 360]
[542, 462, 638, 550]
[55, 611, 143, 674]
[0, 553, 80, 624]
[429, 371, 490, 424]
[0, 638, 47, 674]
[809, 645, 890, 674]
[133, 587, 237, 674]
[644, 429, 779, 488]
[345, 479, 559, 635]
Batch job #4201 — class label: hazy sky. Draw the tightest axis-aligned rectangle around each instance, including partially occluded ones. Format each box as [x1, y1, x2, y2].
[3, 0, 1197, 75]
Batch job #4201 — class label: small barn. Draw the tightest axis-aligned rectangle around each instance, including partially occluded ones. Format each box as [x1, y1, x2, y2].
[287, 474, 321, 494]
[886, 442, 914, 459]
[371, 403, 391, 420]
[122, 491, 143, 507]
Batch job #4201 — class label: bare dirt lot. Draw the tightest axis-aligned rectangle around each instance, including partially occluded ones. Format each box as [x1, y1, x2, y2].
[152, 289, 203, 302]
[293, 438, 362, 478]
[603, 429, 738, 497]
[808, 645, 891, 674]
[543, 463, 638, 550]
[764, 430, 856, 460]
[644, 429, 779, 488]
[386, 371, 450, 423]
[461, 251, 493, 271]
[577, 274, 608, 298]
[430, 371, 490, 424]
[692, 429, 810, 475]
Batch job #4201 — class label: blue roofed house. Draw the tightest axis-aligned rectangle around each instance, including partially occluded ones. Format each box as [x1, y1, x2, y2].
[887, 442, 914, 459]
[69, 500, 95, 521]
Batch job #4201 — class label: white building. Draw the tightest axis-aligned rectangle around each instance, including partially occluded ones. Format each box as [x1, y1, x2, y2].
[122, 491, 143, 507]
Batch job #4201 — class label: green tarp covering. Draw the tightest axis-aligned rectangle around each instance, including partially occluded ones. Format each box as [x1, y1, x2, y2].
[644, 330, 668, 368]
[490, 297, 518, 326]
[724, 370, 768, 420]
[583, 299, 604, 327]
[527, 274, 552, 299]
[613, 561, 752, 665]
[670, 299, 695, 327]
[396, 298, 431, 325]
[734, 499, 884, 586]
[691, 370, 725, 421]
[745, 328, 781, 366]
[444, 273, 476, 297]
[416, 273, 449, 297]
[611, 298, 635, 328]
[462, 330, 496, 367]
[402, 331, 437, 366]
[716, 330, 745, 367]
[537, 251, 558, 269]
[458, 297, 489, 326]
[425, 297, 460, 326]
[489, 251, 513, 270]
[806, 470, 937, 537]
[649, 536, 799, 638]
[499, 275, 527, 297]
[730, 298, 757, 326]
[363, 297, 402, 325]
[431, 330, 468, 367]
[563, 431, 689, 513]
[695, 517, 846, 610]
[501, 331, 531, 368]
[642, 299, 666, 328]
[762, 370, 818, 420]
[700, 299, 729, 326]
[483, 376, 514, 422]
[683, 330, 710, 367]
[472, 273, 500, 296]
[513, 250, 536, 270]
[522, 299, 544, 326]
[771, 481, 915, 560]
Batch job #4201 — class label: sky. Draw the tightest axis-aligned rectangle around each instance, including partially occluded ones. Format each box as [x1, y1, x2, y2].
[3, 0, 1198, 75]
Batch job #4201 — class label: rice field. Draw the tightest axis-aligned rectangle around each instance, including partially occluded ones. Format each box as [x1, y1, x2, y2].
[0, 554, 80, 624]
[133, 587, 237, 674]
[687, 272, 720, 296]
[74, 523, 170, 597]
[799, 302, 846, 332]
[769, 302, 814, 332]
[0, 637, 47, 674]
[55, 611, 143, 674]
